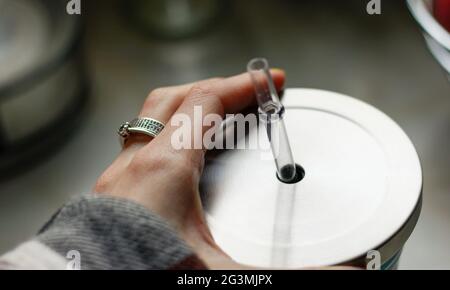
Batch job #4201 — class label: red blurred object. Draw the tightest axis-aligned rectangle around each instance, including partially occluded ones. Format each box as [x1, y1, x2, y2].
[434, 0, 450, 32]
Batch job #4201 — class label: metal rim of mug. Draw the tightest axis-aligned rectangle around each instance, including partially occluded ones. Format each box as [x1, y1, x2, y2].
[0, 0, 88, 178]
[0, 0, 83, 102]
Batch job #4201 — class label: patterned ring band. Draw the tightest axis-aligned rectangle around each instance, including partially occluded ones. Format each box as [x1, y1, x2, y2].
[118, 118, 165, 146]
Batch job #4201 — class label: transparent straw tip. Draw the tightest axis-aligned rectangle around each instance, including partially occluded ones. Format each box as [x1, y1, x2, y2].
[247, 58, 283, 113]
[247, 57, 298, 184]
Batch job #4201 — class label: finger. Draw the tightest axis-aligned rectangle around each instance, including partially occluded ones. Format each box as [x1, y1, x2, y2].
[121, 86, 188, 150]
[149, 69, 286, 173]
[108, 78, 227, 187]
[126, 69, 284, 151]
[139, 69, 284, 123]
[219, 69, 285, 112]
[124, 79, 223, 150]
[117, 70, 284, 182]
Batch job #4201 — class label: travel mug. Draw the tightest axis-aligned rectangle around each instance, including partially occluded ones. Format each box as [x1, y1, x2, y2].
[201, 88, 422, 269]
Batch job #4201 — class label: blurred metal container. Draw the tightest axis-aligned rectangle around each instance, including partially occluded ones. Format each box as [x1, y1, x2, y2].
[126, 0, 222, 39]
[0, 0, 88, 177]
[407, 0, 450, 78]
[201, 89, 422, 269]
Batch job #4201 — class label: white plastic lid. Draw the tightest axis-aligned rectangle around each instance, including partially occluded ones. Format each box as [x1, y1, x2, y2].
[202, 89, 422, 268]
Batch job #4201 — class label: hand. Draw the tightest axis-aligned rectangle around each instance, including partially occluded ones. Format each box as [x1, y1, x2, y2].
[93, 70, 285, 269]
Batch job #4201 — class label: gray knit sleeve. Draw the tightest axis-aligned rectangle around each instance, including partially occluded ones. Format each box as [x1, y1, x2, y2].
[37, 194, 206, 270]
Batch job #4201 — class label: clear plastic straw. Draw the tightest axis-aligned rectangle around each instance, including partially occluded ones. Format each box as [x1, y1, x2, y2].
[247, 58, 297, 183]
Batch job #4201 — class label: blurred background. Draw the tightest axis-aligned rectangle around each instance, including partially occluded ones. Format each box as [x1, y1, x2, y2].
[0, 0, 449, 269]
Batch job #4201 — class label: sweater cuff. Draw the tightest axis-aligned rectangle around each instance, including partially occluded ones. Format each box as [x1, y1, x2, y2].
[37, 194, 206, 270]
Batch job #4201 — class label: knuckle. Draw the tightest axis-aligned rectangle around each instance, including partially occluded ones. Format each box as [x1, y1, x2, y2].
[148, 87, 168, 100]
[144, 88, 168, 108]
[187, 83, 215, 103]
[186, 84, 224, 115]
[207, 94, 225, 115]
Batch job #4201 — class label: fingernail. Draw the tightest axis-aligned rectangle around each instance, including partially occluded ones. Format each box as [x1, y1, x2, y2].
[271, 68, 285, 74]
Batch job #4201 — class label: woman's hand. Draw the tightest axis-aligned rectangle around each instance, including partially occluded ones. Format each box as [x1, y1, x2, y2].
[93, 70, 285, 269]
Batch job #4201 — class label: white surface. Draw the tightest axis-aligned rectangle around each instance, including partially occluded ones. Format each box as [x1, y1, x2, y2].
[204, 89, 422, 268]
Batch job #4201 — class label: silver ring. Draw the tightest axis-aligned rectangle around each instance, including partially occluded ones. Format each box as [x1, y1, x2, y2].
[118, 117, 165, 146]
